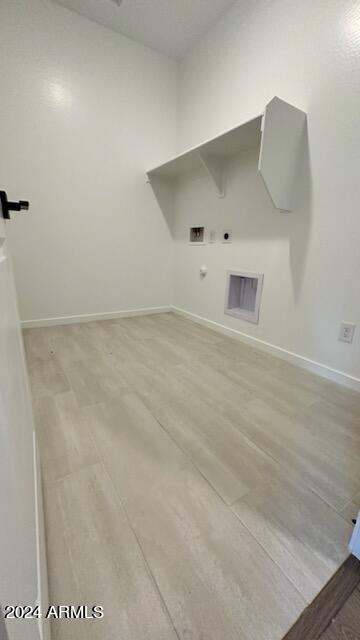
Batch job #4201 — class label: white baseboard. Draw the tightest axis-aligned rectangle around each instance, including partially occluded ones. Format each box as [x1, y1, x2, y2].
[172, 306, 360, 392]
[21, 306, 172, 329]
[21, 303, 360, 391]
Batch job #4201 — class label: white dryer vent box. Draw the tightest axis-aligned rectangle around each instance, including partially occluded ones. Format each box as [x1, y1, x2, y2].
[225, 271, 264, 324]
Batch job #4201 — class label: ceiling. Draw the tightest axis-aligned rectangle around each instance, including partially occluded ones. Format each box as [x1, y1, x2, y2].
[53, 0, 236, 59]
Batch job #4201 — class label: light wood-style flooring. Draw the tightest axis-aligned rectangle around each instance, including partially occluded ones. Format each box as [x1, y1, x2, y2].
[24, 312, 360, 640]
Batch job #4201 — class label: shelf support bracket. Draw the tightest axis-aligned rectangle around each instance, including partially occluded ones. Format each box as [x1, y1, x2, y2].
[199, 152, 225, 198]
[146, 172, 175, 233]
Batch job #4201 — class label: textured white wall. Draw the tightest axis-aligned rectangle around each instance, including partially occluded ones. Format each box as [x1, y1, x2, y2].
[174, 0, 360, 379]
[2, 0, 359, 380]
[0, 0, 177, 322]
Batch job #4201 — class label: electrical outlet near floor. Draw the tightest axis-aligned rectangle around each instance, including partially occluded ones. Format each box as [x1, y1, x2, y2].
[338, 322, 356, 343]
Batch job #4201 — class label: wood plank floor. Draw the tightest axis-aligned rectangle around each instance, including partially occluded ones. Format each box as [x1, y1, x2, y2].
[24, 312, 360, 640]
[320, 584, 360, 639]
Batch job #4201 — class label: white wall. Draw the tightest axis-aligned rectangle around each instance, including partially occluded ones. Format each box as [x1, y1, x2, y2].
[2, 0, 359, 383]
[174, 0, 360, 381]
[0, 0, 177, 322]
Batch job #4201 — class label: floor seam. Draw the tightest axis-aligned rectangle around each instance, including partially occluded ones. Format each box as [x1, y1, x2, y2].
[150, 410, 231, 508]
[152, 409, 316, 609]
[223, 407, 355, 521]
[230, 502, 309, 607]
[88, 420, 182, 640]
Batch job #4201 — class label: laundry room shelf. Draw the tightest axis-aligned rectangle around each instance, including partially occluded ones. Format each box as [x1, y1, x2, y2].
[146, 96, 306, 212]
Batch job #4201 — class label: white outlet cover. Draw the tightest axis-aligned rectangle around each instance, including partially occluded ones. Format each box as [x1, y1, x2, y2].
[339, 322, 356, 343]
[222, 229, 232, 243]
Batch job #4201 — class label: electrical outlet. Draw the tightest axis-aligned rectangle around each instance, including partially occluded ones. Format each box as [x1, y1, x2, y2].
[222, 229, 232, 243]
[338, 322, 356, 343]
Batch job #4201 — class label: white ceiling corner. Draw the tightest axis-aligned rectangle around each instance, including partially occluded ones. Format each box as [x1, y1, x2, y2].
[52, 0, 237, 59]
